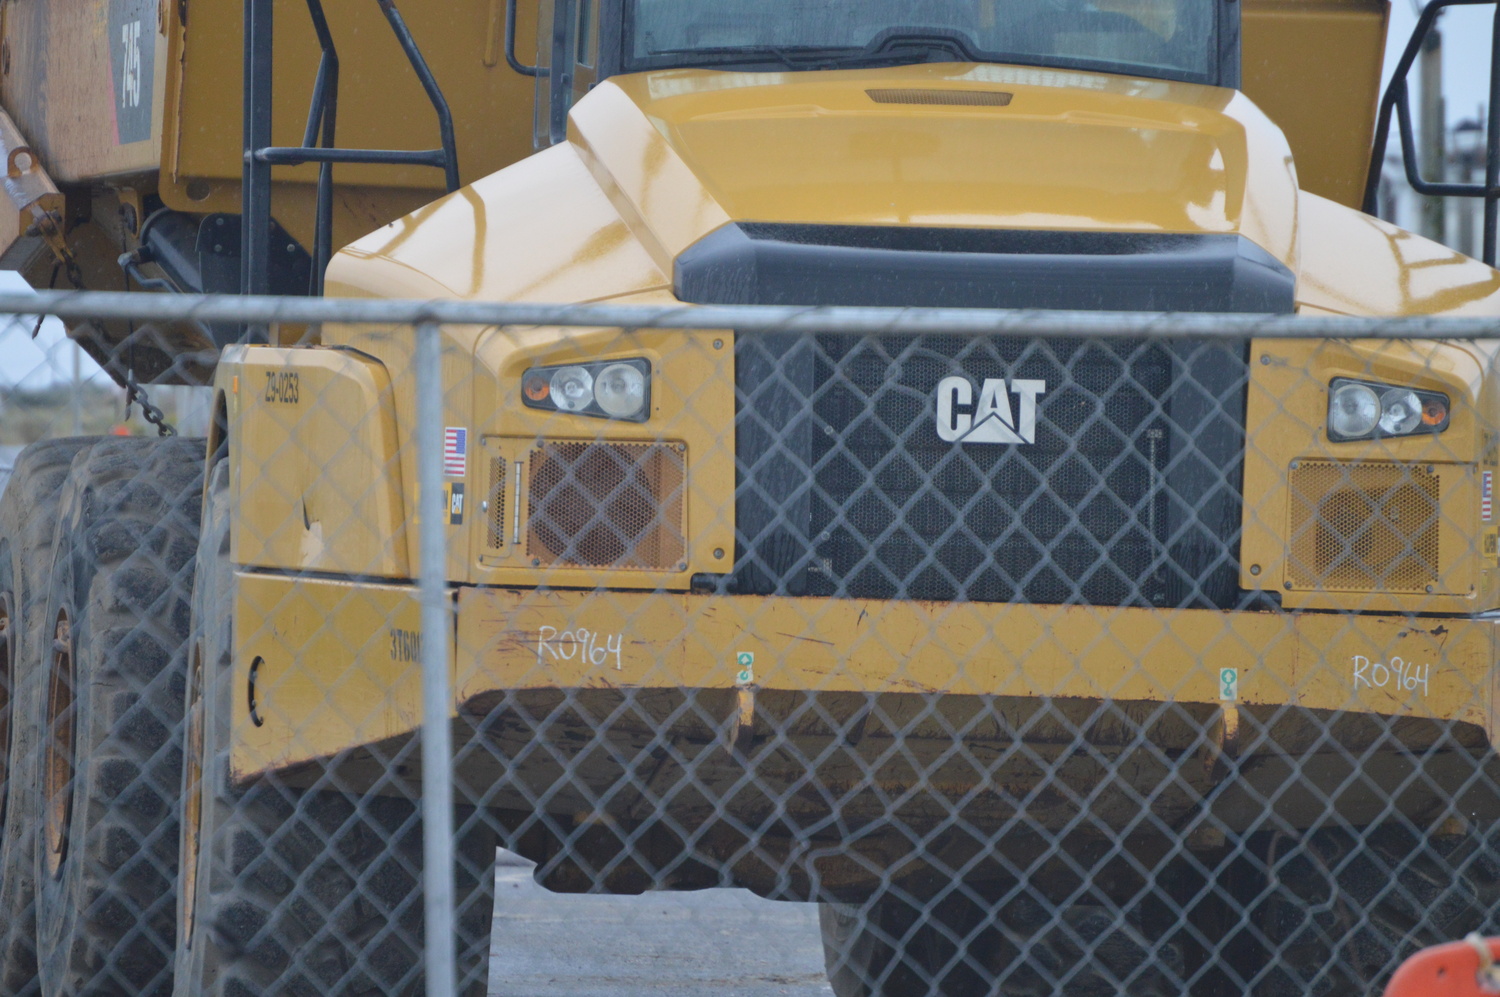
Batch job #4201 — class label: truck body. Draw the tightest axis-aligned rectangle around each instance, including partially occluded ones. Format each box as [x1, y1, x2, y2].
[234, 0, 1500, 878]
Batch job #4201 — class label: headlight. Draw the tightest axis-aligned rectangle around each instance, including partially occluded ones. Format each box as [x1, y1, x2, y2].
[1329, 383, 1379, 439]
[1327, 378, 1449, 442]
[1377, 388, 1422, 435]
[594, 363, 647, 419]
[521, 358, 652, 422]
[549, 366, 594, 413]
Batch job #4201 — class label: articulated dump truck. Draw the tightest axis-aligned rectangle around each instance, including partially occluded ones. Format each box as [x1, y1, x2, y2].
[1, 0, 1500, 994]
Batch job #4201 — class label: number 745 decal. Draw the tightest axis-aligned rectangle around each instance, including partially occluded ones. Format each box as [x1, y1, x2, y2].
[120, 20, 142, 108]
[109, 0, 155, 144]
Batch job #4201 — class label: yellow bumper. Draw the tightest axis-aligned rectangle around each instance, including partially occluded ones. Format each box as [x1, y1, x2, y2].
[231, 572, 1498, 833]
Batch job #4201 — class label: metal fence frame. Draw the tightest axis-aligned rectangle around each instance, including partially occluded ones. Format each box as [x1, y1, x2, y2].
[5, 289, 1500, 996]
[5, 289, 1500, 339]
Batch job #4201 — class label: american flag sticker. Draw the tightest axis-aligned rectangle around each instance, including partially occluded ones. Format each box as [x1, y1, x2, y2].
[1484, 471, 1494, 522]
[443, 427, 468, 478]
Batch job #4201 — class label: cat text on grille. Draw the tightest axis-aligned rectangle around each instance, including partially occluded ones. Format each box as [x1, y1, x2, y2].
[934, 376, 1048, 444]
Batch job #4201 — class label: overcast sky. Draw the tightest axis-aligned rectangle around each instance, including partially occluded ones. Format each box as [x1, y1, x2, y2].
[0, 270, 102, 390]
[1385, 2, 1493, 130]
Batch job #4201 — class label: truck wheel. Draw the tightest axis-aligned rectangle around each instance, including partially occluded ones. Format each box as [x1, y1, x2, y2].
[821, 891, 1184, 997]
[31, 437, 205, 997]
[1247, 824, 1500, 995]
[0, 437, 103, 997]
[174, 462, 496, 997]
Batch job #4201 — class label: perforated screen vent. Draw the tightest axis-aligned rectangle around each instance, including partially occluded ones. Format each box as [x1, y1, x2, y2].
[866, 88, 1013, 106]
[526, 442, 686, 571]
[485, 455, 506, 552]
[1287, 461, 1441, 593]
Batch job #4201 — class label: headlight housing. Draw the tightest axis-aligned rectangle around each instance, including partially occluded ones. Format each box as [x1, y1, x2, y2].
[1327, 378, 1449, 442]
[522, 358, 652, 422]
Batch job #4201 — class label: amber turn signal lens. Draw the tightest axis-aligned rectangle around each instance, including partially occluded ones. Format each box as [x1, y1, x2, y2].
[1422, 399, 1447, 426]
[523, 374, 550, 402]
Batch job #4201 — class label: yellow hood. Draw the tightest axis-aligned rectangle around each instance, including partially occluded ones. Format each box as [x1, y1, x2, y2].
[573, 63, 1301, 275]
[328, 63, 1500, 319]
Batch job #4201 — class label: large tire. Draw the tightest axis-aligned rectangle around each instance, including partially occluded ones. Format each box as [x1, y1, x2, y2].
[821, 888, 1184, 997]
[174, 462, 496, 997]
[31, 437, 205, 997]
[1244, 824, 1500, 996]
[0, 438, 104, 997]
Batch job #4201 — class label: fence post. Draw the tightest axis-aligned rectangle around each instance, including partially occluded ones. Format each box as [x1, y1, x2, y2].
[416, 319, 456, 997]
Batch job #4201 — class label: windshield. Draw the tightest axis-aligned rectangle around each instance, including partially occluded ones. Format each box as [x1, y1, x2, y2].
[622, 0, 1220, 84]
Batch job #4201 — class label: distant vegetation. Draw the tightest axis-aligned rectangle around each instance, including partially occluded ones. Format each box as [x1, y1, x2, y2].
[0, 384, 128, 443]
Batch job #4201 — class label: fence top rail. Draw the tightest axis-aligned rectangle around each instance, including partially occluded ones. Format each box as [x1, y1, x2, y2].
[3, 289, 1500, 340]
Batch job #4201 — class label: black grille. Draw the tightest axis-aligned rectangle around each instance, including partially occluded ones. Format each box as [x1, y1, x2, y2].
[725, 334, 1250, 609]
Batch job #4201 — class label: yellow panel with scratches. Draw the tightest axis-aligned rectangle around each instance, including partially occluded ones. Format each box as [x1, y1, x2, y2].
[223, 343, 410, 578]
[228, 574, 1497, 779]
[231, 572, 432, 781]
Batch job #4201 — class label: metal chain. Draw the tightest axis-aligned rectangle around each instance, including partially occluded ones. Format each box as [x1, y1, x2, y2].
[30, 232, 176, 437]
[124, 369, 177, 437]
[62, 255, 84, 291]
[115, 205, 177, 438]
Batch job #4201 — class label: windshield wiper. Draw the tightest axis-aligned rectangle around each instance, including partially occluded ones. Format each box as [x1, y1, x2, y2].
[861, 29, 986, 64]
[645, 30, 988, 73]
[644, 45, 868, 71]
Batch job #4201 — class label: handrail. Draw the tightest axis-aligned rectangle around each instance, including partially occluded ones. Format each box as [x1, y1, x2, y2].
[506, 0, 548, 77]
[1365, 0, 1499, 266]
[241, 0, 461, 307]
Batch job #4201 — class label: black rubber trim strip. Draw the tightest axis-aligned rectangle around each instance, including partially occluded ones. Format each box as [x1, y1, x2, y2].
[674, 223, 1296, 314]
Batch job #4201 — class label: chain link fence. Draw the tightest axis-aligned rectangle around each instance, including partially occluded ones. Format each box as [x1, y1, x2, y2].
[0, 290, 1498, 997]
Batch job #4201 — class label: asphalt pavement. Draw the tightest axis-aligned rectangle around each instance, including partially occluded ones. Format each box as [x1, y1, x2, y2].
[489, 853, 834, 997]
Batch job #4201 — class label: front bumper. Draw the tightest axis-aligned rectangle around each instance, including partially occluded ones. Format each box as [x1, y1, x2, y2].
[231, 573, 1499, 841]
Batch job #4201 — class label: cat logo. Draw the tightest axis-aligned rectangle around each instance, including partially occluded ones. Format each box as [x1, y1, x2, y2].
[934, 376, 1047, 444]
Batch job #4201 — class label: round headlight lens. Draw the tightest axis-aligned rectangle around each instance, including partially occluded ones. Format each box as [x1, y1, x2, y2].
[1378, 388, 1423, 435]
[594, 363, 647, 419]
[1330, 383, 1380, 438]
[550, 366, 594, 412]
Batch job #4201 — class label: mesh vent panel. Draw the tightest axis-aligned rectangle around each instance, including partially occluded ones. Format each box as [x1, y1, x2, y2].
[866, 88, 1013, 106]
[1287, 461, 1441, 592]
[485, 456, 507, 551]
[526, 442, 686, 570]
[729, 335, 1249, 608]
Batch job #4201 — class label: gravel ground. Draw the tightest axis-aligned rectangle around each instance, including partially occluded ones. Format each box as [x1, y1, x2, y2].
[489, 853, 833, 997]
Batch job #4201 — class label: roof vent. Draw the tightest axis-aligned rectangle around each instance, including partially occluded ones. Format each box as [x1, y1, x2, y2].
[865, 88, 1013, 107]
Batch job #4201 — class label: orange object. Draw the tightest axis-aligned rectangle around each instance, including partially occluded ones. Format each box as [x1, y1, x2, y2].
[1384, 936, 1500, 997]
[522, 373, 551, 403]
[109, 425, 130, 437]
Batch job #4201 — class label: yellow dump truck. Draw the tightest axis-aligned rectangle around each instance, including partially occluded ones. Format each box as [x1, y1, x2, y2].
[1, 0, 1500, 995]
